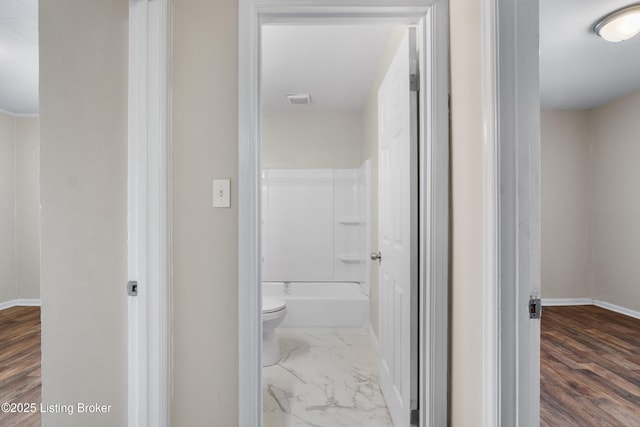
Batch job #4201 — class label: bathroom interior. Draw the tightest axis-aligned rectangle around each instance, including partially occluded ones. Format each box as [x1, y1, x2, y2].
[259, 23, 408, 427]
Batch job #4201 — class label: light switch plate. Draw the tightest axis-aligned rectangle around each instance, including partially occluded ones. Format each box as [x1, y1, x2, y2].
[213, 179, 231, 208]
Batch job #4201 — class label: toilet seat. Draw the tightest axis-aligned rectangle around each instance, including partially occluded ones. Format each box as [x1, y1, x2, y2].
[263, 297, 286, 314]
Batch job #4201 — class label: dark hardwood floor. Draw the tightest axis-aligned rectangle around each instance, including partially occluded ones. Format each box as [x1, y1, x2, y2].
[0, 306, 41, 427]
[541, 305, 640, 426]
[0, 304, 638, 426]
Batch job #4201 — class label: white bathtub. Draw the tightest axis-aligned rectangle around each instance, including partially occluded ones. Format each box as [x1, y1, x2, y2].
[262, 281, 369, 329]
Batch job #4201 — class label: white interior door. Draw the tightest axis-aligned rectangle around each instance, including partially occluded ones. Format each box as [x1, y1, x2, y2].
[377, 28, 418, 427]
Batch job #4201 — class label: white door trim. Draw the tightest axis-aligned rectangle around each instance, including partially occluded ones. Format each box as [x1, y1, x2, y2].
[419, 5, 450, 426]
[481, 0, 541, 425]
[238, 1, 449, 426]
[128, 0, 172, 426]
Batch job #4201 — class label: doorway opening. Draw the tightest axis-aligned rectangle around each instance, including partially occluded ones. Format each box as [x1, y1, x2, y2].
[483, 0, 640, 423]
[238, 2, 450, 426]
[539, 0, 640, 424]
[260, 23, 410, 426]
[0, 1, 41, 426]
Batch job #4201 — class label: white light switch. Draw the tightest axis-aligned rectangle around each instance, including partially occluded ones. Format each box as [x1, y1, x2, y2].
[213, 179, 231, 208]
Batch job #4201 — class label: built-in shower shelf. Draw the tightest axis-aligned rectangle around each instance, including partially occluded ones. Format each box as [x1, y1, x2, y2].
[338, 256, 365, 264]
[337, 217, 365, 225]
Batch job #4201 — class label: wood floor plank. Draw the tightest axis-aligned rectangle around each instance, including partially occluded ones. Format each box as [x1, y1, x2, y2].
[542, 305, 640, 427]
[0, 306, 42, 427]
[1, 303, 639, 426]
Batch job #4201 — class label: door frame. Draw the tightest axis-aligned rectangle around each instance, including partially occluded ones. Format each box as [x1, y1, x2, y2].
[481, 0, 541, 425]
[238, 1, 450, 426]
[128, 0, 172, 426]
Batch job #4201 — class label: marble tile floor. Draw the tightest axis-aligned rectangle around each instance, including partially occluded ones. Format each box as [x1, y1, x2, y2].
[263, 329, 394, 427]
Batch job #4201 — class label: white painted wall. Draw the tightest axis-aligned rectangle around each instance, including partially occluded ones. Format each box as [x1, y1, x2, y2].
[589, 91, 640, 312]
[262, 111, 363, 169]
[0, 112, 16, 304]
[541, 110, 592, 299]
[40, 0, 128, 425]
[16, 117, 40, 299]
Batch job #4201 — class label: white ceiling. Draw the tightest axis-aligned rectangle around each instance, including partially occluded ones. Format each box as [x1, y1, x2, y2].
[0, 2, 639, 114]
[540, 0, 640, 110]
[262, 2, 640, 112]
[261, 25, 393, 112]
[0, 0, 38, 115]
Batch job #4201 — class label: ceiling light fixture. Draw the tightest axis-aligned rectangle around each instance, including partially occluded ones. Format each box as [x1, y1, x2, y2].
[594, 4, 640, 42]
[286, 93, 311, 105]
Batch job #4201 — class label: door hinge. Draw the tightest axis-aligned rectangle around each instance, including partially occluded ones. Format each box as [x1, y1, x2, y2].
[128, 281, 138, 297]
[410, 409, 419, 425]
[529, 297, 541, 319]
[410, 73, 419, 92]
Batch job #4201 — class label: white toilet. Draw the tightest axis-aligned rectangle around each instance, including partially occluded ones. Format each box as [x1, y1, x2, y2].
[262, 296, 287, 367]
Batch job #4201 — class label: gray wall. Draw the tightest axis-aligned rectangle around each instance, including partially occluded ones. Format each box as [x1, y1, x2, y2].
[541, 91, 640, 312]
[0, 113, 40, 304]
[262, 111, 363, 169]
[541, 110, 592, 299]
[171, 0, 239, 424]
[0, 112, 16, 303]
[40, 0, 128, 425]
[450, 0, 484, 423]
[590, 91, 640, 311]
[16, 117, 40, 299]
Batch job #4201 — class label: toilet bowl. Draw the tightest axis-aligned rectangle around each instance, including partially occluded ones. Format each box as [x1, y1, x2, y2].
[262, 296, 287, 367]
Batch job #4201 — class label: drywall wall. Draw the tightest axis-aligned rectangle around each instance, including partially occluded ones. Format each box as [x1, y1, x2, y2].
[449, 0, 484, 424]
[541, 92, 640, 312]
[40, 0, 128, 425]
[361, 25, 406, 339]
[262, 111, 363, 168]
[171, 0, 239, 424]
[0, 112, 16, 304]
[0, 114, 40, 304]
[540, 110, 592, 299]
[589, 90, 640, 312]
[16, 117, 40, 299]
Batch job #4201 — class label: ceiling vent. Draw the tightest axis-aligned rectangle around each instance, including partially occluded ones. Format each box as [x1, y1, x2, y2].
[286, 93, 312, 105]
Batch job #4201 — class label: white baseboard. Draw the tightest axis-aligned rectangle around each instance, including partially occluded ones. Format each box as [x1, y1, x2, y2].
[0, 299, 42, 311]
[541, 297, 593, 306]
[542, 297, 640, 321]
[593, 300, 640, 321]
